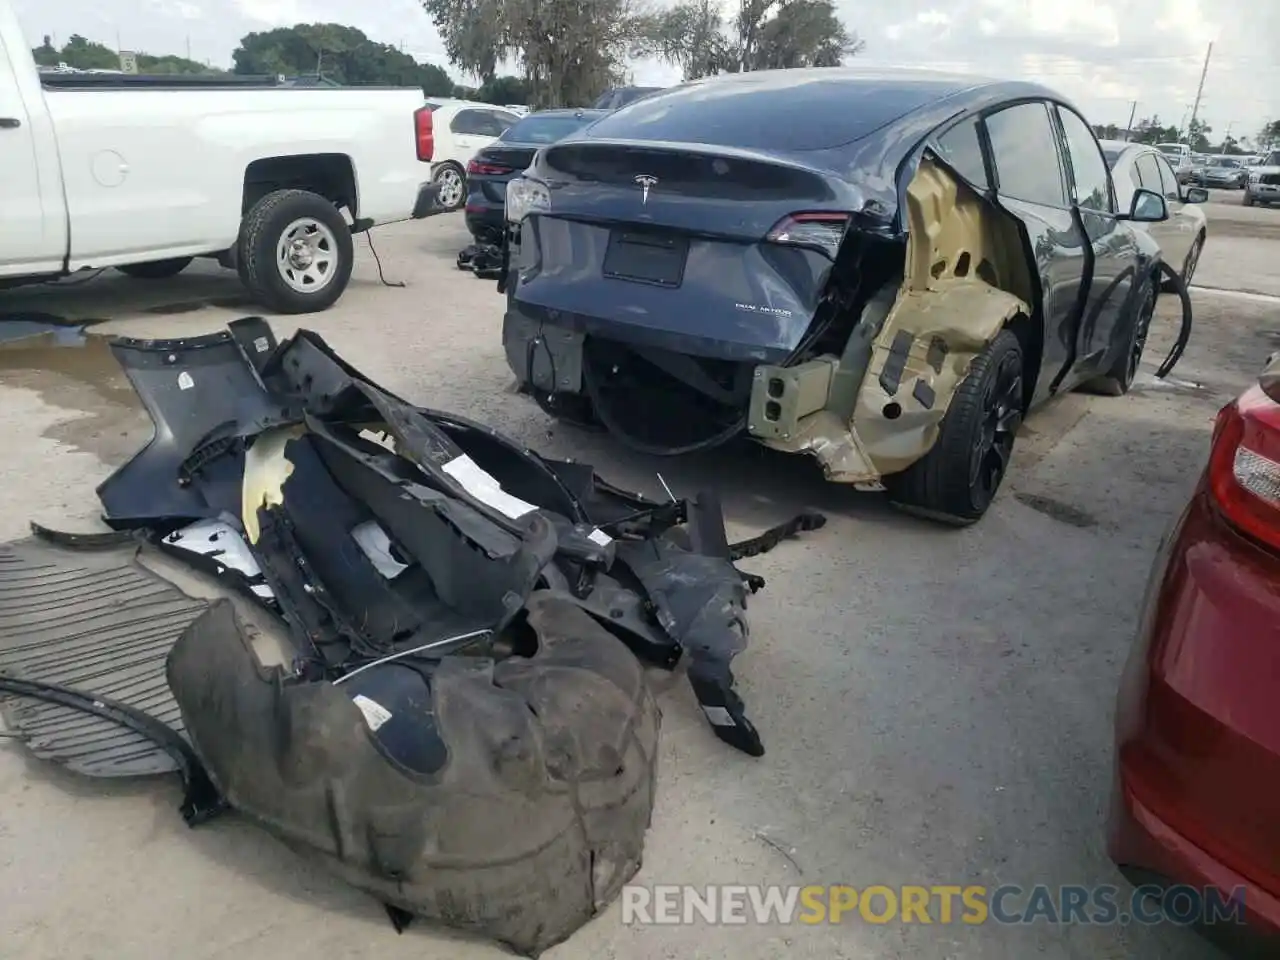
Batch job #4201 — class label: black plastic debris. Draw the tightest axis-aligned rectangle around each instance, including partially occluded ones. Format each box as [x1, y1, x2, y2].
[0, 318, 825, 955]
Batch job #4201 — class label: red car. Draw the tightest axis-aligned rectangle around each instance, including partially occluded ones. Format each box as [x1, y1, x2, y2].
[1111, 356, 1280, 945]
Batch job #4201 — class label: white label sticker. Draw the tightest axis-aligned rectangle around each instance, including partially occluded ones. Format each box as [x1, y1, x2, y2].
[253, 336, 270, 353]
[442, 454, 538, 520]
[177, 371, 194, 390]
[352, 694, 393, 731]
[588, 527, 613, 547]
[702, 705, 736, 727]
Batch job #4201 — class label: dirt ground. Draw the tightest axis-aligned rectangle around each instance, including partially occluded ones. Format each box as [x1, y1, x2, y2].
[0, 188, 1276, 960]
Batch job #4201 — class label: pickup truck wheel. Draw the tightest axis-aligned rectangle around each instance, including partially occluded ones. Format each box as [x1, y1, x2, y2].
[433, 163, 466, 211]
[238, 189, 353, 314]
[885, 328, 1024, 526]
[115, 257, 193, 280]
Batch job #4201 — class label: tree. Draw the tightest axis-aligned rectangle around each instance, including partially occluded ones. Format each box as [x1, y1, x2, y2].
[1186, 118, 1212, 153]
[233, 24, 453, 94]
[643, 0, 860, 81]
[1130, 116, 1178, 146]
[474, 75, 532, 104]
[1258, 120, 1280, 150]
[1091, 122, 1120, 140]
[420, 0, 654, 108]
[30, 33, 215, 74]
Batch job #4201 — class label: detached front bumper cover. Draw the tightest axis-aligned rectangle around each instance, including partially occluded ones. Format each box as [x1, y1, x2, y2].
[0, 317, 823, 955]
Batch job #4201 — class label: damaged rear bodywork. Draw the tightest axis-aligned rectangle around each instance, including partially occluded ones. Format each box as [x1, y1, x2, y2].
[0, 318, 822, 955]
[501, 68, 1178, 522]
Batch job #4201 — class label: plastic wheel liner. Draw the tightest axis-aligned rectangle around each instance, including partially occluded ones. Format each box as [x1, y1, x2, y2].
[1, 317, 826, 954]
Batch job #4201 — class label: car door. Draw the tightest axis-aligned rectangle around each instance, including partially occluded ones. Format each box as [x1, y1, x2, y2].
[0, 41, 65, 274]
[1052, 104, 1137, 374]
[1152, 152, 1196, 270]
[981, 100, 1086, 404]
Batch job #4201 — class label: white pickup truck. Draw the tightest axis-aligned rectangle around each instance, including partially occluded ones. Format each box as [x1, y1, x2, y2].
[0, 1, 439, 313]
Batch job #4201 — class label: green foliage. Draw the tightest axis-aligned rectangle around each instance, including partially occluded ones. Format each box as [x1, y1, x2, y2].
[420, 0, 652, 108]
[642, 0, 860, 81]
[232, 24, 454, 94]
[1258, 120, 1280, 149]
[31, 33, 220, 74]
[474, 75, 532, 105]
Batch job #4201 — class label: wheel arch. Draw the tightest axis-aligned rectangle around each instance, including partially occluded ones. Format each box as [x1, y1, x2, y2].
[242, 154, 358, 220]
[752, 154, 1037, 485]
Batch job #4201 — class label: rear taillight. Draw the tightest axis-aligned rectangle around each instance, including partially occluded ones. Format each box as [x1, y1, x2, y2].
[414, 106, 434, 162]
[1208, 385, 1280, 551]
[765, 212, 850, 259]
[467, 159, 514, 176]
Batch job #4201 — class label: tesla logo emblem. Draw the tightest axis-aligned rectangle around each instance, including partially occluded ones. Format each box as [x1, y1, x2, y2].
[634, 174, 658, 204]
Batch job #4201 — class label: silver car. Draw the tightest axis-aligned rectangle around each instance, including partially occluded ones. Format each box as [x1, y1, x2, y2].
[1100, 139, 1209, 287]
[1245, 150, 1280, 207]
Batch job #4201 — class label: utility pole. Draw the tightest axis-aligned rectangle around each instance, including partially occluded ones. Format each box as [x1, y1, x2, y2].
[1124, 100, 1138, 141]
[186, 36, 192, 61]
[1187, 41, 1213, 146]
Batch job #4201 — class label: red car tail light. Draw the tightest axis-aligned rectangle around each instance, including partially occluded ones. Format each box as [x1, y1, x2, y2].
[765, 212, 850, 260]
[467, 159, 514, 176]
[414, 107, 434, 162]
[1208, 384, 1280, 551]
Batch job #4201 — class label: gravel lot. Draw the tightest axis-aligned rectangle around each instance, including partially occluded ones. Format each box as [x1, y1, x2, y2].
[0, 188, 1276, 960]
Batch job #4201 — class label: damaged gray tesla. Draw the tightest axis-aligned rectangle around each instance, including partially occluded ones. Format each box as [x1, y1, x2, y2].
[0, 318, 822, 955]
[502, 67, 1175, 524]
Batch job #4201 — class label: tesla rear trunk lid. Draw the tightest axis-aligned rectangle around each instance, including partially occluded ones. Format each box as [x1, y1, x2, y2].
[512, 141, 850, 362]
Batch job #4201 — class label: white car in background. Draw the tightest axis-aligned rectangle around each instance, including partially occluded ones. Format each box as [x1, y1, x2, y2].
[1154, 141, 1194, 184]
[1100, 140, 1209, 288]
[419, 99, 522, 211]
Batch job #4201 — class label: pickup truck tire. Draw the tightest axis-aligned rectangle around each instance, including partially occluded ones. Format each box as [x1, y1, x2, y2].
[886, 328, 1024, 526]
[238, 189, 353, 314]
[116, 257, 193, 280]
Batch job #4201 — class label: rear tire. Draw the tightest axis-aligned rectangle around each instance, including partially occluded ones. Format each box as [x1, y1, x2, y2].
[237, 189, 353, 315]
[115, 257, 193, 280]
[1081, 275, 1156, 397]
[433, 163, 466, 212]
[885, 327, 1024, 526]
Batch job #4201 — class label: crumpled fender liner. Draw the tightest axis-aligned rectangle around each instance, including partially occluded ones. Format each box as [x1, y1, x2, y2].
[167, 595, 658, 957]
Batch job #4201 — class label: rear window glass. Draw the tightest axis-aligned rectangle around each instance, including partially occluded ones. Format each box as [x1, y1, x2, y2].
[501, 114, 599, 144]
[1102, 148, 1121, 167]
[584, 75, 972, 151]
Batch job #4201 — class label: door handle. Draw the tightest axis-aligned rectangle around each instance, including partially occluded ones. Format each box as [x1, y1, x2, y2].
[0, 118, 21, 129]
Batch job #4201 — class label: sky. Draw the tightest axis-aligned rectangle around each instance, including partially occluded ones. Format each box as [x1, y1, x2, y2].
[11, 0, 1279, 145]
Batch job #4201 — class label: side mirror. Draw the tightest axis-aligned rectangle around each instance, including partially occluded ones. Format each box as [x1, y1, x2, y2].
[1120, 187, 1169, 223]
[1184, 186, 1209, 204]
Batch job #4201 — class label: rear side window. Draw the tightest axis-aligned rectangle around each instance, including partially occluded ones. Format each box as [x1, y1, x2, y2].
[450, 109, 487, 135]
[1135, 153, 1162, 192]
[934, 119, 989, 190]
[985, 102, 1067, 207]
[1056, 107, 1113, 212]
[1153, 155, 1181, 200]
[500, 114, 599, 144]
